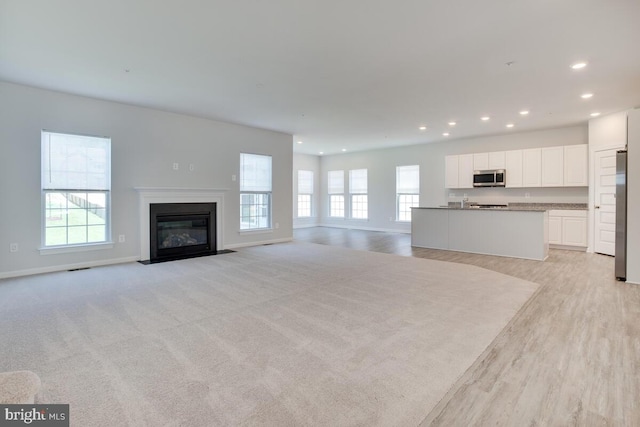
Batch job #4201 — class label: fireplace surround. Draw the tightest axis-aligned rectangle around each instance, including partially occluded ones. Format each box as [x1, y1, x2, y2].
[135, 188, 227, 262]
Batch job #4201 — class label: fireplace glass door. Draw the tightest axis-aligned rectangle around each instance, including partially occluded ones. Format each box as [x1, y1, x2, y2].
[157, 215, 209, 249]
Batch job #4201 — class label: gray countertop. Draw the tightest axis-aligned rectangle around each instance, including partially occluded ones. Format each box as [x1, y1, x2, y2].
[413, 202, 588, 212]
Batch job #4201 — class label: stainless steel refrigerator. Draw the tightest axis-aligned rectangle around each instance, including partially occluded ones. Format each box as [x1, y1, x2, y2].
[615, 150, 627, 281]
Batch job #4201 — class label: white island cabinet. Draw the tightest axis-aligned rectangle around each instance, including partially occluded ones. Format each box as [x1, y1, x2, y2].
[412, 207, 549, 261]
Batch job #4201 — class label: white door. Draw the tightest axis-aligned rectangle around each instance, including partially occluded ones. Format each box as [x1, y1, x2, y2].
[594, 148, 620, 255]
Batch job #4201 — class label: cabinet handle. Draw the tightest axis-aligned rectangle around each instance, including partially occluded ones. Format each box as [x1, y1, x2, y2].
[595, 205, 600, 209]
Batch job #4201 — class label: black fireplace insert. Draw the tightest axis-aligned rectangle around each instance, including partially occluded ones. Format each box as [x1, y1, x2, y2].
[149, 202, 217, 262]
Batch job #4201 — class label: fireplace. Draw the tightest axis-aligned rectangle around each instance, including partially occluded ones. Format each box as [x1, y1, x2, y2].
[149, 203, 216, 262]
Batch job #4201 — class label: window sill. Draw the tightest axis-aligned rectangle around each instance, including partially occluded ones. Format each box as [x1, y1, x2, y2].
[39, 242, 115, 255]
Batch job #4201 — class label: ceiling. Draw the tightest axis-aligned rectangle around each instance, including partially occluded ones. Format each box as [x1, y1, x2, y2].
[1, 1, 639, 155]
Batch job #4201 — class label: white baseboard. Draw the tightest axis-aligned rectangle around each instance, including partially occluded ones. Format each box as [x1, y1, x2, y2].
[549, 244, 587, 252]
[225, 237, 294, 250]
[317, 223, 411, 234]
[293, 223, 319, 229]
[0, 256, 141, 280]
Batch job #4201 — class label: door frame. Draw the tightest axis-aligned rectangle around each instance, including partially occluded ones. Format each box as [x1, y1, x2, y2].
[588, 144, 625, 253]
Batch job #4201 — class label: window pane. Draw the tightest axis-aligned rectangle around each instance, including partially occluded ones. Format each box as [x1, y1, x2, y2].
[46, 208, 67, 228]
[87, 225, 106, 243]
[44, 191, 109, 246]
[351, 194, 368, 219]
[297, 194, 311, 217]
[68, 226, 88, 245]
[46, 227, 67, 246]
[329, 195, 344, 217]
[240, 192, 271, 230]
[397, 194, 420, 221]
[88, 209, 106, 225]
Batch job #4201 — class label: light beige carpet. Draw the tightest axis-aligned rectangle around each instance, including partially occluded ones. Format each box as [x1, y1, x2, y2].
[0, 242, 538, 426]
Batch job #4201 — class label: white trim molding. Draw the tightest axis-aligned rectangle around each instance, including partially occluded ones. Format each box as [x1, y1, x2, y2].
[0, 256, 140, 280]
[135, 187, 228, 261]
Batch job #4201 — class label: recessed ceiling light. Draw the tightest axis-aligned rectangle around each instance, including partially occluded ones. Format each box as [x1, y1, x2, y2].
[341, 148, 347, 152]
[506, 123, 514, 128]
[319, 151, 324, 155]
[419, 126, 427, 130]
[448, 122, 456, 126]
[481, 116, 490, 121]
[297, 141, 303, 144]
[443, 132, 450, 136]
[519, 110, 529, 115]
[590, 112, 601, 117]
[581, 93, 593, 99]
[571, 62, 587, 70]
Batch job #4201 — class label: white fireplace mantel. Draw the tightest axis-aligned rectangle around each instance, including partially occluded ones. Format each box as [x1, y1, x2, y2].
[135, 187, 228, 261]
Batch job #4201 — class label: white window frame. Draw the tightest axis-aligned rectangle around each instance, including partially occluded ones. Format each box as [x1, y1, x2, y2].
[297, 170, 313, 218]
[396, 165, 420, 222]
[349, 169, 368, 220]
[41, 131, 112, 252]
[328, 170, 345, 218]
[240, 153, 272, 231]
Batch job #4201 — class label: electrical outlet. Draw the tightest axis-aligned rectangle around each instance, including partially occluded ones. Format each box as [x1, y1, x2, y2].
[275, 222, 280, 229]
[118, 235, 125, 243]
[449, 193, 455, 198]
[525, 192, 531, 198]
[189, 163, 195, 172]
[9, 243, 18, 252]
[232, 174, 237, 182]
[463, 193, 468, 198]
[173, 162, 179, 170]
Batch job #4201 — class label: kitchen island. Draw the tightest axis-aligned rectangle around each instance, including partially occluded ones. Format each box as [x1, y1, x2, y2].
[411, 207, 549, 261]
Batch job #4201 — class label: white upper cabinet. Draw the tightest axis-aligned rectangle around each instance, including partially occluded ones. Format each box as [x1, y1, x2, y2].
[458, 154, 474, 188]
[488, 151, 506, 169]
[444, 144, 587, 189]
[505, 150, 523, 188]
[564, 144, 588, 186]
[541, 146, 564, 187]
[473, 153, 489, 171]
[522, 148, 542, 187]
[445, 155, 459, 188]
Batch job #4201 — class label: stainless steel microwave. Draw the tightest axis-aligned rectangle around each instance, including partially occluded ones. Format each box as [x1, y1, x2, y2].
[473, 169, 506, 187]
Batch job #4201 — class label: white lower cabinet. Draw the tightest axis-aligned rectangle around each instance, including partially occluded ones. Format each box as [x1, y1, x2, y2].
[549, 216, 562, 245]
[548, 210, 587, 248]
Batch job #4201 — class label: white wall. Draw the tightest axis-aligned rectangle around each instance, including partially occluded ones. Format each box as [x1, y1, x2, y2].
[292, 153, 321, 228]
[0, 82, 293, 278]
[319, 125, 588, 233]
[627, 109, 640, 284]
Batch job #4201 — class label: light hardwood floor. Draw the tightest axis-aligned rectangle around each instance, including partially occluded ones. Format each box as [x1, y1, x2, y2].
[294, 227, 640, 426]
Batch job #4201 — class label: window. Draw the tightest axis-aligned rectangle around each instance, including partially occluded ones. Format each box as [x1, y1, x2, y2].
[328, 170, 344, 217]
[42, 131, 111, 247]
[396, 165, 420, 221]
[349, 169, 368, 219]
[240, 153, 272, 230]
[297, 170, 313, 217]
